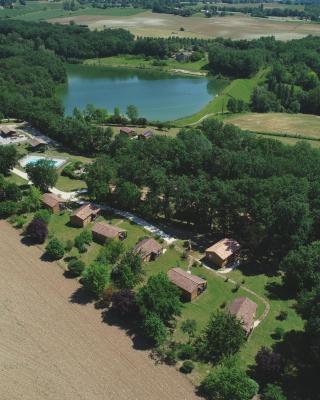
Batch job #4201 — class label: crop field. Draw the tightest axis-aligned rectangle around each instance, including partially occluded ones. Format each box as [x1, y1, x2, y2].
[226, 113, 320, 139]
[0, 220, 198, 400]
[49, 11, 320, 40]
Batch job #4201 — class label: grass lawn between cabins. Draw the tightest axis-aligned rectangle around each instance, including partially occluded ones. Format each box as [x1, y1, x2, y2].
[173, 68, 267, 127]
[26, 204, 303, 381]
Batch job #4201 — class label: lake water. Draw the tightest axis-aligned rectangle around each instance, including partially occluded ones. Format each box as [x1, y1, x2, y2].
[59, 65, 225, 122]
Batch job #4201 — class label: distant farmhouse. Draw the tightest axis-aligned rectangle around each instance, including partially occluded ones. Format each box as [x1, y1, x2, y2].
[205, 238, 240, 268]
[42, 193, 64, 214]
[138, 130, 154, 140]
[167, 267, 207, 301]
[92, 222, 127, 244]
[175, 51, 193, 62]
[133, 237, 162, 262]
[70, 204, 101, 227]
[119, 127, 136, 138]
[228, 297, 257, 335]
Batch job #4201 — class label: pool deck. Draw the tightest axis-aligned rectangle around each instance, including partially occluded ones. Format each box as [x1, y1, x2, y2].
[19, 154, 67, 169]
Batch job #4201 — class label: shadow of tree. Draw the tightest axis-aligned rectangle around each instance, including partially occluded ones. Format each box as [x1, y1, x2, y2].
[265, 281, 293, 301]
[69, 286, 96, 305]
[101, 308, 151, 351]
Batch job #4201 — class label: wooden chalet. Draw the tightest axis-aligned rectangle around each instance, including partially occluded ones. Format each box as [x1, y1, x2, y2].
[70, 204, 101, 227]
[42, 193, 64, 214]
[228, 297, 257, 335]
[119, 127, 136, 137]
[167, 267, 207, 301]
[133, 238, 162, 262]
[205, 238, 240, 268]
[92, 222, 127, 243]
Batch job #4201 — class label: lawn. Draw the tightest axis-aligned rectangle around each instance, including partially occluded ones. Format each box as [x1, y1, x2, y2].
[84, 55, 209, 75]
[173, 68, 267, 126]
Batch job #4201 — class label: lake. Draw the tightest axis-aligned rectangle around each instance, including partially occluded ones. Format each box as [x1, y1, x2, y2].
[59, 65, 226, 122]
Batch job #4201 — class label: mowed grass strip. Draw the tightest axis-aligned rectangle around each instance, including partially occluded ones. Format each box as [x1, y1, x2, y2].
[173, 68, 267, 126]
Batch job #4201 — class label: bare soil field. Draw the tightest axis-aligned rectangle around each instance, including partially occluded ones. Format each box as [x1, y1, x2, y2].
[49, 11, 320, 40]
[0, 220, 197, 400]
[226, 112, 320, 137]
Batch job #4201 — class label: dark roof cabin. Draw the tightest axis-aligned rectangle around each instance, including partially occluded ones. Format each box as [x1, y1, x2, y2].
[228, 297, 257, 335]
[139, 130, 154, 140]
[133, 238, 162, 261]
[167, 267, 207, 301]
[92, 222, 127, 243]
[29, 138, 47, 150]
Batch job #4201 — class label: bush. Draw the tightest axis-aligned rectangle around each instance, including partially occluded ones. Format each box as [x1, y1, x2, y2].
[112, 288, 137, 317]
[143, 312, 167, 346]
[273, 327, 285, 340]
[177, 343, 195, 360]
[82, 262, 110, 297]
[262, 384, 287, 400]
[68, 258, 85, 277]
[65, 239, 74, 252]
[0, 200, 18, 218]
[26, 218, 48, 244]
[13, 215, 27, 228]
[75, 230, 92, 253]
[45, 237, 65, 260]
[34, 209, 51, 225]
[277, 311, 288, 321]
[180, 360, 194, 374]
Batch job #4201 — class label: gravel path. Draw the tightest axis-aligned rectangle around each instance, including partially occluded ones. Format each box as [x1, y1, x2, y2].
[0, 221, 197, 400]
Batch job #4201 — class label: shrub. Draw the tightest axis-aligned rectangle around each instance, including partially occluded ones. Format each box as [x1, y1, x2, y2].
[13, 215, 27, 228]
[45, 238, 65, 260]
[178, 343, 195, 360]
[262, 384, 287, 400]
[75, 230, 92, 253]
[34, 209, 51, 225]
[277, 311, 288, 321]
[26, 218, 48, 244]
[220, 301, 227, 309]
[0, 200, 18, 218]
[65, 239, 74, 252]
[82, 262, 110, 297]
[112, 288, 137, 317]
[180, 360, 194, 374]
[68, 258, 85, 277]
[143, 312, 167, 346]
[273, 327, 285, 340]
[100, 285, 113, 308]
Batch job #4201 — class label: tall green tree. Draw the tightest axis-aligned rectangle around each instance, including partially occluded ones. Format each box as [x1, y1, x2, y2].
[26, 159, 58, 192]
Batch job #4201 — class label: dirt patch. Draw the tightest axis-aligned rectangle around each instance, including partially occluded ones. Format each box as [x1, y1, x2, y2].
[0, 220, 197, 400]
[49, 11, 320, 40]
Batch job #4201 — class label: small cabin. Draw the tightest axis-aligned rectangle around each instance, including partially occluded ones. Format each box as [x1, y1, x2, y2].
[119, 127, 136, 137]
[167, 267, 207, 301]
[133, 238, 162, 262]
[205, 238, 240, 268]
[228, 297, 257, 335]
[42, 193, 63, 214]
[138, 130, 154, 140]
[92, 222, 127, 244]
[70, 204, 101, 228]
[29, 138, 47, 151]
[0, 126, 16, 137]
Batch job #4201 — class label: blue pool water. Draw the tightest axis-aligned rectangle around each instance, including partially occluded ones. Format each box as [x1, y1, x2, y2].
[20, 155, 66, 169]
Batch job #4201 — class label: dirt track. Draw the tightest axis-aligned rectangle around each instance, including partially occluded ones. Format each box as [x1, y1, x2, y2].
[0, 221, 197, 400]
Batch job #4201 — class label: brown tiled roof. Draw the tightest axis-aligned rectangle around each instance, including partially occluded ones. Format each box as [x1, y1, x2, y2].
[120, 127, 135, 134]
[42, 193, 61, 208]
[92, 222, 126, 239]
[206, 238, 240, 261]
[228, 297, 257, 333]
[0, 126, 16, 135]
[167, 268, 207, 294]
[29, 138, 47, 147]
[133, 238, 162, 258]
[72, 204, 100, 221]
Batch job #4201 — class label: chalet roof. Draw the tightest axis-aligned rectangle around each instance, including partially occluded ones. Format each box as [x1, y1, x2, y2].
[133, 238, 162, 258]
[92, 222, 126, 239]
[228, 297, 257, 333]
[29, 138, 47, 147]
[167, 267, 207, 294]
[0, 126, 16, 135]
[42, 192, 62, 208]
[120, 127, 135, 134]
[72, 203, 100, 221]
[141, 130, 154, 138]
[206, 238, 240, 261]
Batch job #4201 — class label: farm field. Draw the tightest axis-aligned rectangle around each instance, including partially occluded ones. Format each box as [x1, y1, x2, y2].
[49, 11, 320, 40]
[0, 220, 197, 400]
[0, 2, 145, 21]
[226, 112, 320, 138]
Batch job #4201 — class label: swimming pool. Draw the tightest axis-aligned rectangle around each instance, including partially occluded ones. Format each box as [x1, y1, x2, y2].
[19, 155, 67, 169]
